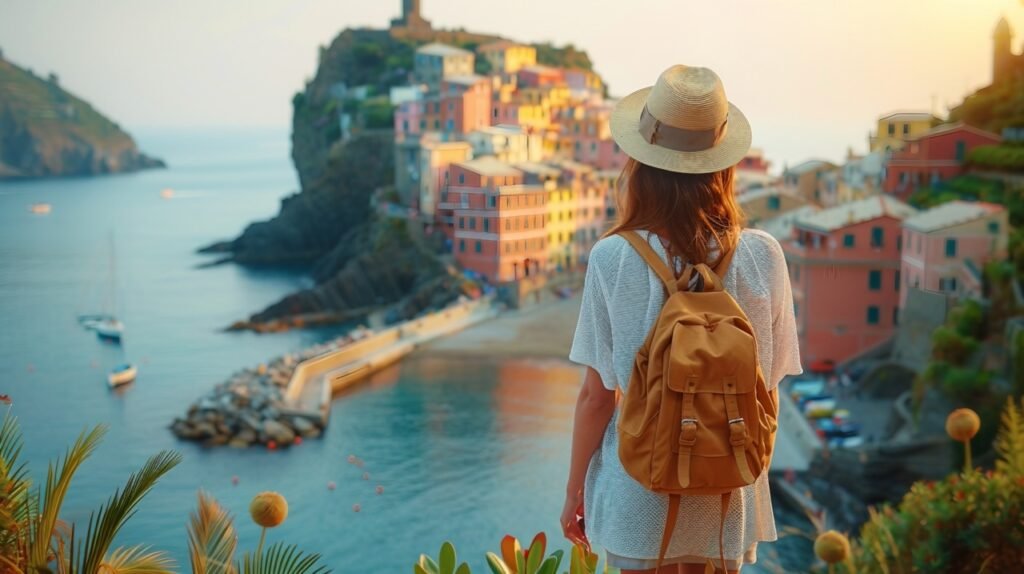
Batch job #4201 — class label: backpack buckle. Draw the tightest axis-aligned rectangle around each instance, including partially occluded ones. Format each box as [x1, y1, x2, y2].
[679, 418, 698, 446]
[728, 417, 747, 446]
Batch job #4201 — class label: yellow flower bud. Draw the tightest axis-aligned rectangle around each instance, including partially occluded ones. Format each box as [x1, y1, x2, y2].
[814, 530, 850, 564]
[946, 408, 981, 442]
[249, 491, 288, 528]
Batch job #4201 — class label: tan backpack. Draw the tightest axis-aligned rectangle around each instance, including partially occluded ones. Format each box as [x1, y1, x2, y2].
[616, 231, 778, 570]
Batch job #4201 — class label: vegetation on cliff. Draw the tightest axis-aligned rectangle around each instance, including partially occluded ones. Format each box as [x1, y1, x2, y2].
[949, 75, 1024, 135]
[0, 53, 163, 179]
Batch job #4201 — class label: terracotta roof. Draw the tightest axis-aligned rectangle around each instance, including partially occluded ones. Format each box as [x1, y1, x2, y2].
[455, 156, 522, 177]
[902, 200, 1004, 233]
[795, 195, 916, 232]
[909, 122, 1001, 142]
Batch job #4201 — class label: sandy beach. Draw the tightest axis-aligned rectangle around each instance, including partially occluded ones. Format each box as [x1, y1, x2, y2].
[420, 293, 583, 360]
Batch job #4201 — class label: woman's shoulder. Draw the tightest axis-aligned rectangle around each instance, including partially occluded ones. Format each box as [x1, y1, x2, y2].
[737, 228, 786, 263]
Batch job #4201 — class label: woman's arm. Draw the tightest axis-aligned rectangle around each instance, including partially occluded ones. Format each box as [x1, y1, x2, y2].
[560, 366, 616, 549]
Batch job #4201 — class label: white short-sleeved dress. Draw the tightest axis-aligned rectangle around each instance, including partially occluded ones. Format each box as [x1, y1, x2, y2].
[568, 228, 802, 569]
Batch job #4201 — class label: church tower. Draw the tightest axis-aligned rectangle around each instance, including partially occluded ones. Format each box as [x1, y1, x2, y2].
[994, 16, 1013, 85]
[391, 0, 432, 34]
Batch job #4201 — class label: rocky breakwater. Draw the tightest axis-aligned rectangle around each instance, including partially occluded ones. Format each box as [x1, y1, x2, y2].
[170, 327, 371, 448]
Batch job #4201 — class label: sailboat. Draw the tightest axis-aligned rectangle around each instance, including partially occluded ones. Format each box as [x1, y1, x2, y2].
[78, 233, 126, 343]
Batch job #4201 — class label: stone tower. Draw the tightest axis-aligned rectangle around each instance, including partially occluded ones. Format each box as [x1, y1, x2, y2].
[994, 16, 1013, 85]
[391, 0, 432, 34]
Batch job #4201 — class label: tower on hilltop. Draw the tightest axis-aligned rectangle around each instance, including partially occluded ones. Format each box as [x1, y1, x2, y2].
[992, 15, 1024, 85]
[391, 0, 432, 34]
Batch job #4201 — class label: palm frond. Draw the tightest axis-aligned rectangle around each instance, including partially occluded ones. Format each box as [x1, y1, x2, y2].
[995, 397, 1024, 477]
[30, 425, 107, 569]
[188, 491, 238, 574]
[98, 545, 175, 574]
[239, 542, 330, 574]
[0, 411, 33, 530]
[76, 450, 181, 574]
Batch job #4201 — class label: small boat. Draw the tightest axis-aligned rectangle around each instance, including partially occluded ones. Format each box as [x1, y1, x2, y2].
[78, 313, 116, 331]
[95, 318, 125, 342]
[108, 363, 137, 387]
[160, 188, 175, 199]
[30, 203, 52, 214]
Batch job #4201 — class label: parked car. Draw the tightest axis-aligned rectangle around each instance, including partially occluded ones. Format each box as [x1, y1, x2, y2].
[789, 378, 827, 403]
[803, 397, 837, 419]
[815, 418, 862, 439]
[797, 392, 834, 411]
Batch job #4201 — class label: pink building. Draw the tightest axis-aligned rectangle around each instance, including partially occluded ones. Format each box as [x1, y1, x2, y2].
[394, 99, 426, 141]
[517, 65, 565, 88]
[438, 157, 524, 237]
[441, 75, 492, 134]
[783, 196, 917, 365]
[884, 123, 1001, 198]
[900, 201, 1009, 305]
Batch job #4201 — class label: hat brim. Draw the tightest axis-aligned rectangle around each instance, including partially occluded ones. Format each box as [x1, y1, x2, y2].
[610, 86, 752, 174]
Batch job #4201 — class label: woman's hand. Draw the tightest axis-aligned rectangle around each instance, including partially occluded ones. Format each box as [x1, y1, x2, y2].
[560, 489, 589, 553]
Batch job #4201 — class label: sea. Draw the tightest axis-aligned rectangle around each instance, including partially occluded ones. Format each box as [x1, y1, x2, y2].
[0, 128, 810, 572]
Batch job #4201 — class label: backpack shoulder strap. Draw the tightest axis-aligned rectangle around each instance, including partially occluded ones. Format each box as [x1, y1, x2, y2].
[619, 231, 678, 294]
[713, 246, 737, 279]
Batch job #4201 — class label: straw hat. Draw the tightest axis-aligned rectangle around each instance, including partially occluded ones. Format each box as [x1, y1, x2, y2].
[610, 65, 751, 174]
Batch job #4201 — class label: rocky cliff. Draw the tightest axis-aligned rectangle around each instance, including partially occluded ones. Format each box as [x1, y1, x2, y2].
[0, 54, 164, 179]
[204, 25, 601, 330]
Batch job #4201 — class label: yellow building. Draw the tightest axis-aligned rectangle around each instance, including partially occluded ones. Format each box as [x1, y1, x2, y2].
[869, 112, 939, 152]
[478, 41, 537, 74]
[544, 179, 577, 272]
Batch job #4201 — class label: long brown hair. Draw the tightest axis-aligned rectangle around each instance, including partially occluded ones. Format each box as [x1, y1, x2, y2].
[606, 158, 745, 268]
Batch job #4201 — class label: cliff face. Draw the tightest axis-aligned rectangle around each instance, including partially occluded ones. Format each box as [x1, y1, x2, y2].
[0, 55, 164, 179]
[209, 25, 602, 329]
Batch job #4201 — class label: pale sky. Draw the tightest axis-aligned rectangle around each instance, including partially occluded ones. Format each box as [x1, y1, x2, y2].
[1, 0, 1022, 168]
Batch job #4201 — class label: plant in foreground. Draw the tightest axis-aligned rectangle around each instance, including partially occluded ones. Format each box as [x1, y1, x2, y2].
[946, 407, 981, 472]
[415, 533, 603, 574]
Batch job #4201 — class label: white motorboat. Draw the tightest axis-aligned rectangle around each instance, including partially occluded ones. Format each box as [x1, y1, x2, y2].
[108, 363, 137, 388]
[95, 319, 125, 342]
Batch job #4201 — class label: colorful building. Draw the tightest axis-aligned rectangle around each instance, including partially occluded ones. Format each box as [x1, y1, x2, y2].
[841, 150, 885, 198]
[414, 43, 474, 91]
[418, 138, 473, 216]
[517, 65, 565, 88]
[868, 112, 939, 153]
[466, 125, 544, 164]
[900, 201, 1009, 305]
[883, 123, 1002, 198]
[738, 186, 809, 227]
[440, 75, 492, 134]
[783, 195, 918, 365]
[783, 159, 838, 204]
[596, 169, 621, 231]
[477, 40, 537, 74]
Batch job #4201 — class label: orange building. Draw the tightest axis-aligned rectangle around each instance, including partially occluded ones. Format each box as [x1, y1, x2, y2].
[440, 75, 492, 134]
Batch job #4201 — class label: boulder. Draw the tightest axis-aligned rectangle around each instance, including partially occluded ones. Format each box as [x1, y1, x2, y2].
[262, 420, 295, 444]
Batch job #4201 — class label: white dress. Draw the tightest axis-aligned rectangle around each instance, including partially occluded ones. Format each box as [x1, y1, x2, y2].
[568, 229, 802, 567]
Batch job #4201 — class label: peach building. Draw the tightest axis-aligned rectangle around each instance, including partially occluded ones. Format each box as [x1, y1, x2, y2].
[466, 124, 544, 163]
[900, 201, 1009, 305]
[517, 65, 565, 88]
[738, 186, 809, 227]
[783, 159, 838, 203]
[440, 75, 492, 134]
[438, 157, 523, 235]
[418, 138, 473, 216]
[783, 195, 917, 365]
[443, 178, 549, 283]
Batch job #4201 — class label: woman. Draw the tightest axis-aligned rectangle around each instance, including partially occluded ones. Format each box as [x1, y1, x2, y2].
[561, 65, 801, 574]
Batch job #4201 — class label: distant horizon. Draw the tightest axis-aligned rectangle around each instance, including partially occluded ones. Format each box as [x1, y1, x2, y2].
[3, 0, 1021, 169]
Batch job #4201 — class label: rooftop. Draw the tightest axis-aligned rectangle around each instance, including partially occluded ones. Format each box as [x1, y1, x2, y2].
[472, 124, 527, 136]
[907, 121, 1001, 142]
[455, 156, 523, 177]
[444, 74, 488, 86]
[520, 64, 561, 75]
[416, 43, 472, 57]
[878, 111, 938, 123]
[513, 161, 561, 177]
[755, 205, 820, 240]
[795, 195, 916, 232]
[737, 186, 804, 205]
[786, 159, 836, 175]
[903, 200, 1004, 233]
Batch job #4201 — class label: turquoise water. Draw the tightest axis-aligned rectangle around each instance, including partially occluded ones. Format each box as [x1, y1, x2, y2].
[0, 128, 803, 572]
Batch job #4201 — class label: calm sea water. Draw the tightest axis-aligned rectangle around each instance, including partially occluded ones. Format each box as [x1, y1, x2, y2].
[0, 128, 803, 572]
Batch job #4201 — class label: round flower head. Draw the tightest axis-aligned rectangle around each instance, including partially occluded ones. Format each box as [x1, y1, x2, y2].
[946, 408, 981, 442]
[814, 530, 850, 564]
[249, 491, 288, 528]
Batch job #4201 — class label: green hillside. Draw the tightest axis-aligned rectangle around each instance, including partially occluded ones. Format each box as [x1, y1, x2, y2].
[0, 54, 163, 178]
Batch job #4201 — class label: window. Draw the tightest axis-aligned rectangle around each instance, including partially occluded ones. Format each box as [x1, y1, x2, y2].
[445, 119, 454, 131]
[893, 308, 900, 326]
[843, 233, 855, 248]
[871, 227, 884, 248]
[867, 306, 880, 325]
[897, 234, 902, 252]
[939, 277, 959, 292]
[945, 238, 957, 258]
[590, 142, 597, 153]
[458, 173, 465, 185]
[894, 270, 901, 291]
[459, 239, 465, 253]
[505, 219, 511, 231]
[433, 119, 440, 129]
[474, 241, 481, 253]
[955, 140, 966, 162]
[469, 217, 476, 230]
[869, 270, 882, 290]
[459, 217, 465, 229]
[902, 123, 909, 135]
[483, 218, 490, 232]
[887, 123, 895, 136]
[402, 120, 409, 132]
[899, 172, 907, 184]
[488, 196, 496, 208]
[989, 221, 1000, 234]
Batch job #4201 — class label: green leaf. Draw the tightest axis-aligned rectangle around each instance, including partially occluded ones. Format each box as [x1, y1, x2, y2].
[417, 555, 440, 574]
[97, 544, 175, 574]
[239, 541, 329, 574]
[485, 553, 512, 574]
[454, 564, 472, 574]
[439, 541, 456, 574]
[535, 553, 562, 574]
[525, 533, 545, 574]
[77, 450, 182, 574]
[413, 565, 431, 574]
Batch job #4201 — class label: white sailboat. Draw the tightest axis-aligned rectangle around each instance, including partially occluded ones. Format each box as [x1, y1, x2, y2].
[79, 233, 126, 343]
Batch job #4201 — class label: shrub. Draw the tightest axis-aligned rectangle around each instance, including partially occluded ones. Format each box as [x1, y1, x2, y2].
[842, 399, 1024, 573]
[967, 144, 1024, 172]
[929, 326, 977, 365]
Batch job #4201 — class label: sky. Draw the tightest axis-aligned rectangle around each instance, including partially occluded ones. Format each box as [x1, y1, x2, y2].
[1, 0, 1022, 169]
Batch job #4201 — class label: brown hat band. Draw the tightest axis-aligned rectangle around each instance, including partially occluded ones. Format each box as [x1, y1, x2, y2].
[638, 105, 729, 152]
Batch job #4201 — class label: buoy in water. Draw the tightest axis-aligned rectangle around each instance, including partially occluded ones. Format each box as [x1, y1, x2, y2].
[327, 481, 336, 491]
[231, 475, 240, 486]
[267, 440, 278, 450]
[375, 485, 384, 495]
[352, 503, 361, 513]
[347, 454, 357, 464]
